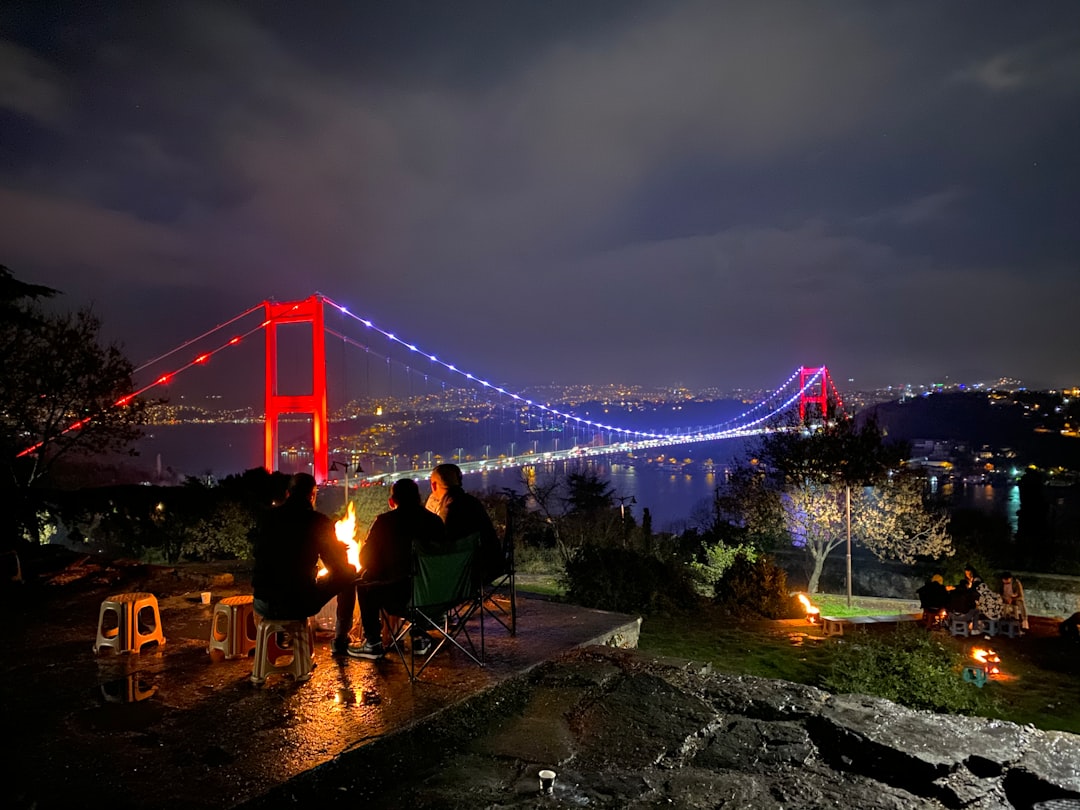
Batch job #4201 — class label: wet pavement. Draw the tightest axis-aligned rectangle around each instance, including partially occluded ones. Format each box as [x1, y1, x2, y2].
[2, 561, 640, 810]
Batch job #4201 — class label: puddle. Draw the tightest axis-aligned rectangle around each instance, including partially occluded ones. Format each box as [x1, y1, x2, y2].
[334, 687, 382, 707]
[101, 673, 159, 703]
[786, 632, 828, 647]
[75, 677, 167, 732]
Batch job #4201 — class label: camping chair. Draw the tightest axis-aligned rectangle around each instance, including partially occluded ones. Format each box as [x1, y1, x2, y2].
[481, 491, 523, 636]
[384, 532, 485, 681]
[481, 528, 517, 636]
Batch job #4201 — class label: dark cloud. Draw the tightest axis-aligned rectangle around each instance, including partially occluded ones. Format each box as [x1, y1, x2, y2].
[0, 0, 1078, 396]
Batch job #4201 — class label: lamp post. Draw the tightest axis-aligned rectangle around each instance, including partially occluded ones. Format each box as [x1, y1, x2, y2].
[846, 484, 852, 608]
[615, 495, 636, 547]
[330, 459, 363, 510]
[616, 495, 637, 521]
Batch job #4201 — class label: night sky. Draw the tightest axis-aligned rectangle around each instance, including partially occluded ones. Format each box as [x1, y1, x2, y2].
[2, 1, 1079, 396]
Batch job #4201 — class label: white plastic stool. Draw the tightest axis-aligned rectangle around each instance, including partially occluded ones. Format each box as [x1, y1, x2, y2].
[94, 592, 166, 654]
[250, 618, 315, 686]
[208, 595, 258, 659]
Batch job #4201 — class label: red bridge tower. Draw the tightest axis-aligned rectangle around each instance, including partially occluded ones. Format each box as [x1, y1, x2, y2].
[798, 366, 831, 422]
[263, 295, 329, 482]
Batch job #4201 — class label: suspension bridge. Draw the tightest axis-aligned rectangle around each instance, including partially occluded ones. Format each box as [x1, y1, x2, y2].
[32, 294, 846, 484]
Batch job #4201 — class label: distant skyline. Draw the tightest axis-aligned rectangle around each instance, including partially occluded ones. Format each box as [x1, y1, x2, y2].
[2, 1, 1079, 394]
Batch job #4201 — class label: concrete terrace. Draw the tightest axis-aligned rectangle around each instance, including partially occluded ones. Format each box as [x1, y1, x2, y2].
[2, 560, 640, 810]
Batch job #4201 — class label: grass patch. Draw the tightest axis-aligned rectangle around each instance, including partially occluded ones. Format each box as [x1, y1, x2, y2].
[805, 594, 919, 618]
[636, 606, 1080, 734]
[639, 609, 833, 685]
[516, 574, 564, 598]
[514, 561, 1080, 734]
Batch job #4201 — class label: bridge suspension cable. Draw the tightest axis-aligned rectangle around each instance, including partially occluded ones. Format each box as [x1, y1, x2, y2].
[18, 291, 842, 476]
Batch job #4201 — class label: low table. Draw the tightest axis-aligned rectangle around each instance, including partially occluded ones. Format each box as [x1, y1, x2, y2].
[821, 613, 922, 637]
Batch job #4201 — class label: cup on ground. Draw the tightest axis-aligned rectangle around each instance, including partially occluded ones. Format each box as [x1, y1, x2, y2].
[200, 591, 212, 605]
[538, 769, 556, 794]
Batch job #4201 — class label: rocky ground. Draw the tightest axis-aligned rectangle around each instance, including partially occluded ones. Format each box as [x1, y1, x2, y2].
[238, 646, 1080, 809]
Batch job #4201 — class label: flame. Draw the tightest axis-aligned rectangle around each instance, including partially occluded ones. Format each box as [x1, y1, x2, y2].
[319, 501, 361, 577]
[797, 593, 821, 623]
[972, 648, 1001, 675]
[335, 501, 361, 572]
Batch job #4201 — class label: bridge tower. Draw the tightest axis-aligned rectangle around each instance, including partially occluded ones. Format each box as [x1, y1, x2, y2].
[263, 295, 329, 482]
[798, 366, 831, 423]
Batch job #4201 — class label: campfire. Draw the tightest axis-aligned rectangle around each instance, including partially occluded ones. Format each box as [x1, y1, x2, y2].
[972, 647, 1001, 676]
[797, 593, 820, 624]
[319, 501, 361, 576]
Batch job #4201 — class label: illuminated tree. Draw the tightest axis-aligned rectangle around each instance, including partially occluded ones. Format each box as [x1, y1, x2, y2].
[779, 475, 952, 594]
[780, 481, 846, 593]
[853, 474, 952, 565]
[756, 415, 908, 597]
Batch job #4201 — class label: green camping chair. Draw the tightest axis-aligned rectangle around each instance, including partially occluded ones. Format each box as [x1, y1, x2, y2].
[384, 532, 485, 680]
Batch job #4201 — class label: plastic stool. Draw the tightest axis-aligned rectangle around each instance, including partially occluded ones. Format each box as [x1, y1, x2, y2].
[962, 665, 987, 688]
[947, 612, 971, 638]
[998, 618, 1021, 638]
[822, 618, 845, 637]
[251, 618, 315, 686]
[94, 592, 166, 654]
[209, 595, 258, 659]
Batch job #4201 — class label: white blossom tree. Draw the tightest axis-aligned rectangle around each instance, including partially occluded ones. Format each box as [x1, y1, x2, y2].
[853, 475, 953, 565]
[780, 481, 846, 593]
[781, 474, 953, 593]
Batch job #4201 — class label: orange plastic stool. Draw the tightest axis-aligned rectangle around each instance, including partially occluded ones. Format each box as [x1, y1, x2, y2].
[208, 595, 258, 659]
[250, 618, 315, 686]
[94, 592, 166, 654]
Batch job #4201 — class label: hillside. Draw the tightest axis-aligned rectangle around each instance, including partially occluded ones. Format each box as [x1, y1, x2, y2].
[866, 392, 1080, 470]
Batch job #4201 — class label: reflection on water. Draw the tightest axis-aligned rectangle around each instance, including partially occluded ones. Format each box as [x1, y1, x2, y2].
[946, 482, 1021, 535]
[474, 458, 730, 532]
[135, 425, 1076, 539]
[101, 674, 158, 704]
[137, 425, 741, 530]
[334, 687, 381, 706]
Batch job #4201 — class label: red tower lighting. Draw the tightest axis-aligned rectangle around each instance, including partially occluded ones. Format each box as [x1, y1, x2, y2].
[798, 366, 830, 423]
[263, 295, 329, 482]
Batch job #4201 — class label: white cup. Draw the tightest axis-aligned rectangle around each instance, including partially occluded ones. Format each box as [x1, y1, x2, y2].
[538, 769, 556, 794]
[200, 591, 212, 605]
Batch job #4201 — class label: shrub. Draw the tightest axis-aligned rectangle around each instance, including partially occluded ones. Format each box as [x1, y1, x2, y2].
[821, 625, 992, 715]
[513, 543, 561, 574]
[713, 553, 800, 618]
[689, 541, 757, 595]
[562, 545, 701, 614]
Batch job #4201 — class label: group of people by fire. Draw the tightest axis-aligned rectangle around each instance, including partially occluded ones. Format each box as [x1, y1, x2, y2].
[250, 463, 502, 662]
[917, 564, 1029, 632]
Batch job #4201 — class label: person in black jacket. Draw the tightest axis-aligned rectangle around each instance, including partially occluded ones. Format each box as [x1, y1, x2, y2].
[252, 472, 355, 621]
[427, 463, 503, 583]
[917, 573, 949, 624]
[346, 478, 446, 660]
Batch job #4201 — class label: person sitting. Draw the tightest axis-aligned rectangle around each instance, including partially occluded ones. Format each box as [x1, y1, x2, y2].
[999, 572, 1029, 631]
[347, 477, 447, 660]
[916, 574, 949, 625]
[427, 463, 503, 583]
[947, 564, 981, 614]
[252, 472, 356, 622]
